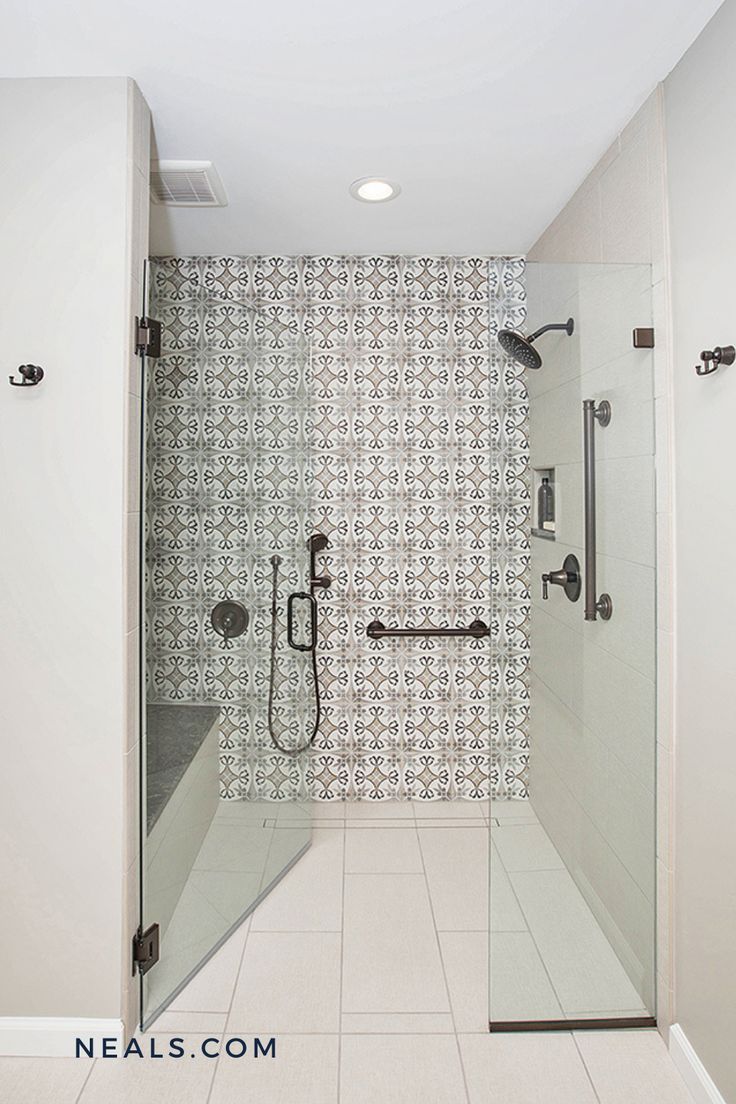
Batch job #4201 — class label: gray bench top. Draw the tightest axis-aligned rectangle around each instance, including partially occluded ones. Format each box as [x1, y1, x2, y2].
[146, 704, 220, 832]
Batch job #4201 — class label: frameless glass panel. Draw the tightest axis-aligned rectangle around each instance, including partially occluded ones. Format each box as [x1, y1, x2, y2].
[139, 258, 315, 1028]
[490, 262, 656, 1028]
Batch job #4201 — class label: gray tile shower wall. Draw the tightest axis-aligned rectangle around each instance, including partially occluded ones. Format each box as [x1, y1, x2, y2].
[147, 256, 528, 801]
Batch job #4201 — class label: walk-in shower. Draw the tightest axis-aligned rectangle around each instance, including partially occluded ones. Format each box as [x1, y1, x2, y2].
[136, 254, 657, 1038]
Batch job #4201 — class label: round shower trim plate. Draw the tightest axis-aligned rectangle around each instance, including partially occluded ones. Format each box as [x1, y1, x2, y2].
[349, 177, 401, 203]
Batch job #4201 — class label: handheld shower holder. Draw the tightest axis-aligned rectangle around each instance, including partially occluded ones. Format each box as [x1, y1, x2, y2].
[696, 344, 735, 375]
[308, 532, 331, 592]
[9, 363, 44, 387]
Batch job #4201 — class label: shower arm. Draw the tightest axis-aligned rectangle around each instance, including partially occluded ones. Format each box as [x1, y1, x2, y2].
[527, 321, 572, 344]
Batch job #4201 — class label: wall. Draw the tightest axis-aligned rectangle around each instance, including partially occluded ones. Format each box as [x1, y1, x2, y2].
[0, 77, 149, 1049]
[147, 255, 527, 802]
[665, 2, 736, 1099]
[528, 88, 674, 1024]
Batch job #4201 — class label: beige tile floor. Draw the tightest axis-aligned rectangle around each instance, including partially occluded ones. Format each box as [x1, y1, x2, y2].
[0, 801, 692, 1104]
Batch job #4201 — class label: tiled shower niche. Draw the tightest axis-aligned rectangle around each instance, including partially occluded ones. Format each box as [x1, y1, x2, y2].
[146, 256, 528, 801]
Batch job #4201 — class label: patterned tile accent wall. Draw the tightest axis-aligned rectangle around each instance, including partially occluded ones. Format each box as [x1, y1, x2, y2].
[147, 256, 528, 801]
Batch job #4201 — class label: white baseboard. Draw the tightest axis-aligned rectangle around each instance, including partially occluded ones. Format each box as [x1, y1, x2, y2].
[0, 1017, 124, 1057]
[670, 1024, 726, 1104]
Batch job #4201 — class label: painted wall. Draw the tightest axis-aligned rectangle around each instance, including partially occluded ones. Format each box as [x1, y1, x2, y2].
[147, 256, 527, 801]
[528, 89, 673, 1023]
[0, 78, 148, 1039]
[665, 2, 736, 1098]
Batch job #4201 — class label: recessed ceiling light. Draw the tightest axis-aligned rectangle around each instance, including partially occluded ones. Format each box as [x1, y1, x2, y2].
[350, 177, 401, 203]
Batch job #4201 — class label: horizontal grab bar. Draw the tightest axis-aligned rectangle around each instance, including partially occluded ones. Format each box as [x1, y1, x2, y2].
[366, 618, 490, 639]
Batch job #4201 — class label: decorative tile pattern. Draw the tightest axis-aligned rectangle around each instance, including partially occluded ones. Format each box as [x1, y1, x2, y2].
[147, 256, 528, 801]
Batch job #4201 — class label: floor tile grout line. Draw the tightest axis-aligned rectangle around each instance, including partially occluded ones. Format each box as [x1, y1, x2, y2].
[278, 822, 491, 830]
[497, 865, 566, 874]
[492, 816, 589, 1019]
[74, 1053, 97, 1103]
[415, 820, 473, 1104]
[341, 1012, 456, 1019]
[494, 842, 569, 1021]
[289, 826, 491, 831]
[208, 904, 256, 1102]
[495, 817, 649, 1019]
[235, 928, 343, 934]
[571, 1033, 604, 1104]
[121, 1026, 552, 1034]
[343, 870, 434, 876]
[224, 1031, 345, 1036]
[202, 1044, 221, 1104]
[437, 928, 492, 934]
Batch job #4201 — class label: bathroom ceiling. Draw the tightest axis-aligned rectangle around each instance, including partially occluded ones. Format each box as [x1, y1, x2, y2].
[1, 0, 723, 255]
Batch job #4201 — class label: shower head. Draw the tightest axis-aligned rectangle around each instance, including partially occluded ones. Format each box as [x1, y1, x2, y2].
[498, 329, 543, 370]
[498, 317, 574, 370]
[308, 533, 329, 553]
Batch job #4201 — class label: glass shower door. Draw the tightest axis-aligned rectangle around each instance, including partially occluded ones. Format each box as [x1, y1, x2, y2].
[489, 262, 657, 1028]
[138, 258, 316, 1028]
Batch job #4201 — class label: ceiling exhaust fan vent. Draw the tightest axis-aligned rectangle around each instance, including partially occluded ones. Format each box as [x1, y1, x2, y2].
[150, 160, 227, 207]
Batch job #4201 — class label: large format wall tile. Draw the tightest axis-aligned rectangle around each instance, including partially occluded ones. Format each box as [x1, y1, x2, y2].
[147, 256, 528, 802]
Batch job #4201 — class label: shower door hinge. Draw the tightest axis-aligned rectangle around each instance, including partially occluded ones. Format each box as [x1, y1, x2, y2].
[132, 923, 160, 976]
[135, 316, 162, 359]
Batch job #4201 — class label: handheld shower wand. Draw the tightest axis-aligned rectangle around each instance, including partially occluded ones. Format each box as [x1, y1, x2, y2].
[267, 536, 329, 757]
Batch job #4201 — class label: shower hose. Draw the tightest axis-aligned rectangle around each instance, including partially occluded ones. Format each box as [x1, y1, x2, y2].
[267, 553, 321, 757]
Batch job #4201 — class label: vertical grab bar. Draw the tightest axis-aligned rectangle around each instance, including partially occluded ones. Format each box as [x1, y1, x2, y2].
[583, 398, 613, 621]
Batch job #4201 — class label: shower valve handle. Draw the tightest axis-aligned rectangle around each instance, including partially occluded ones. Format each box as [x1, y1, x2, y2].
[541, 555, 582, 604]
[541, 569, 571, 599]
